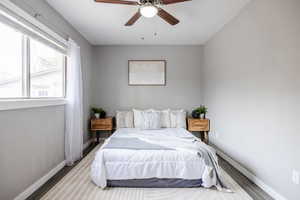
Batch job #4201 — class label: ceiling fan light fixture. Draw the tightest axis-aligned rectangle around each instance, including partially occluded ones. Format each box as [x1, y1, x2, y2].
[140, 3, 158, 18]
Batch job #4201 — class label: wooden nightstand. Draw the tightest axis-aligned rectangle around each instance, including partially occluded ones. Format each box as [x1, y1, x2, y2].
[188, 118, 210, 144]
[91, 117, 113, 143]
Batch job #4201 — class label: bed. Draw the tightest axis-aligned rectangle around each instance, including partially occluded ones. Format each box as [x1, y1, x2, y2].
[91, 127, 228, 191]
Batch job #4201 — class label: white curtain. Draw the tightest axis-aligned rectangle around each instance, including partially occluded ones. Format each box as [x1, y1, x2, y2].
[65, 38, 83, 166]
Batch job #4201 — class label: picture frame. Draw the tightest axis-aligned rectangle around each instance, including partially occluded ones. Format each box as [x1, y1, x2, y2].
[128, 60, 166, 86]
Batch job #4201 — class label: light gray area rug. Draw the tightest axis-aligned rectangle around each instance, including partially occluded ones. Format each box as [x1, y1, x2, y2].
[41, 145, 253, 200]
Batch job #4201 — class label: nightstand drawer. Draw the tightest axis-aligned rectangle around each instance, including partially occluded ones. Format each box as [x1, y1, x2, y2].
[189, 125, 209, 131]
[190, 121, 207, 126]
[91, 124, 112, 130]
[188, 119, 210, 132]
[90, 117, 113, 131]
[92, 119, 112, 125]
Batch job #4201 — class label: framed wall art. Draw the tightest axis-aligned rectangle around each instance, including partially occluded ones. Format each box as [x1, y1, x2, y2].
[128, 60, 166, 86]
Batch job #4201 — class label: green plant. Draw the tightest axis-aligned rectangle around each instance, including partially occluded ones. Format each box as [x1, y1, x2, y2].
[91, 107, 107, 118]
[91, 107, 104, 114]
[192, 105, 208, 119]
[198, 105, 208, 115]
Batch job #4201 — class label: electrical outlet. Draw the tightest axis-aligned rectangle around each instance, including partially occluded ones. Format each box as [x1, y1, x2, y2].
[292, 170, 299, 185]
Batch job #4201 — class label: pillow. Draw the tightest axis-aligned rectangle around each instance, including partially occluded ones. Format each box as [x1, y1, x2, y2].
[152, 109, 171, 128]
[141, 110, 161, 130]
[133, 109, 151, 128]
[116, 111, 134, 129]
[170, 109, 187, 128]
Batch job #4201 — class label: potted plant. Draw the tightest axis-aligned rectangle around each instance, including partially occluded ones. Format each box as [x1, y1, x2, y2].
[191, 108, 201, 118]
[192, 105, 208, 119]
[198, 105, 208, 119]
[91, 107, 106, 119]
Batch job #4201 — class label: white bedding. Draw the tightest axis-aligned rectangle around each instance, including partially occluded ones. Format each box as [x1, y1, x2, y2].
[91, 128, 215, 188]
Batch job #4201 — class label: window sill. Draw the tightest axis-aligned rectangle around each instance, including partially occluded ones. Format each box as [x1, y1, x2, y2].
[0, 99, 67, 111]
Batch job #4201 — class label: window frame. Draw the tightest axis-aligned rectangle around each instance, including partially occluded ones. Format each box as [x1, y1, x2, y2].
[27, 37, 67, 99]
[0, 1, 68, 110]
[0, 33, 67, 100]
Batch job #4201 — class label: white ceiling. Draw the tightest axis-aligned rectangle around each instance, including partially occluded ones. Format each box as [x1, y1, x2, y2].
[46, 0, 251, 45]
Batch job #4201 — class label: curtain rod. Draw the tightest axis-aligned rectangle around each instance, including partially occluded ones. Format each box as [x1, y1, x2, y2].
[14, 1, 70, 41]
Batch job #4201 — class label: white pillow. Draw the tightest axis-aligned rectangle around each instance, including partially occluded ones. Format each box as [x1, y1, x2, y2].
[133, 109, 151, 128]
[152, 109, 171, 128]
[116, 111, 134, 129]
[170, 109, 187, 128]
[141, 110, 161, 130]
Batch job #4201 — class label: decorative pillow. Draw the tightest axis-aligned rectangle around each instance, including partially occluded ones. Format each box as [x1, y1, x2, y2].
[133, 109, 150, 128]
[116, 111, 134, 129]
[152, 109, 171, 128]
[141, 110, 161, 130]
[170, 109, 187, 128]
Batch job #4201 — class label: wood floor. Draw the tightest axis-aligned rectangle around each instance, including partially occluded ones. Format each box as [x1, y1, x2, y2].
[219, 157, 273, 200]
[27, 143, 273, 200]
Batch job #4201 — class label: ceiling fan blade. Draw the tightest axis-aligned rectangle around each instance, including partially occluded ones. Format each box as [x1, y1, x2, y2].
[94, 0, 139, 5]
[157, 8, 179, 25]
[162, 0, 191, 5]
[125, 11, 141, 26]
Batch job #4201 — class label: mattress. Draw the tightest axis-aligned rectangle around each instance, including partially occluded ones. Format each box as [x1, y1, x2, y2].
[91, 128, 209, 188]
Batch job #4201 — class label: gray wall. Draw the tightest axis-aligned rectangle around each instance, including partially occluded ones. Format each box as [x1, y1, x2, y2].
[0, 0, 93, 199]
[91, 45, 203, 115]
[0, 106, 65, 200]
[202, 0, 300, 199]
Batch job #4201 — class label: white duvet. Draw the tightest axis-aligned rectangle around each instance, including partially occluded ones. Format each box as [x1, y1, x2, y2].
[91, 128, 217, 188]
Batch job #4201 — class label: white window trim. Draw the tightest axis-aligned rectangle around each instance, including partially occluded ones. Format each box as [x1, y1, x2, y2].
[0, 99, 67, 111]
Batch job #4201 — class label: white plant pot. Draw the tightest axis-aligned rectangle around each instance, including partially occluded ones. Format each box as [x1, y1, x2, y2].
[95, 113, 100, 119]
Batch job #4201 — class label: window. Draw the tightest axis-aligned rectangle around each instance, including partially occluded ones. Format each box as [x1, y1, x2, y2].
[0, 22, 23, 98]
[30, 40, 65, 98]
[0, 22, 66, 99]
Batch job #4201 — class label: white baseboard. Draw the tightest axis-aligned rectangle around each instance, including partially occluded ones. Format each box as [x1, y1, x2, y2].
[14, 160, 66, 200]
[217, 149, 287, 200]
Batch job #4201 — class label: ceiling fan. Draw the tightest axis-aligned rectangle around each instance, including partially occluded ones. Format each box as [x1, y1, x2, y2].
[94, 0, 191, 26]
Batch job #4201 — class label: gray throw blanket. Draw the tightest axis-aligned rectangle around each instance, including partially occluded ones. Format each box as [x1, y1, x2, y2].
[104, 138, 174, 150]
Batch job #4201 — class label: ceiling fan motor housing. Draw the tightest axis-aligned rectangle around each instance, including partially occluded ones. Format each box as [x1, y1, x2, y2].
[140, 0, 162, 6]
